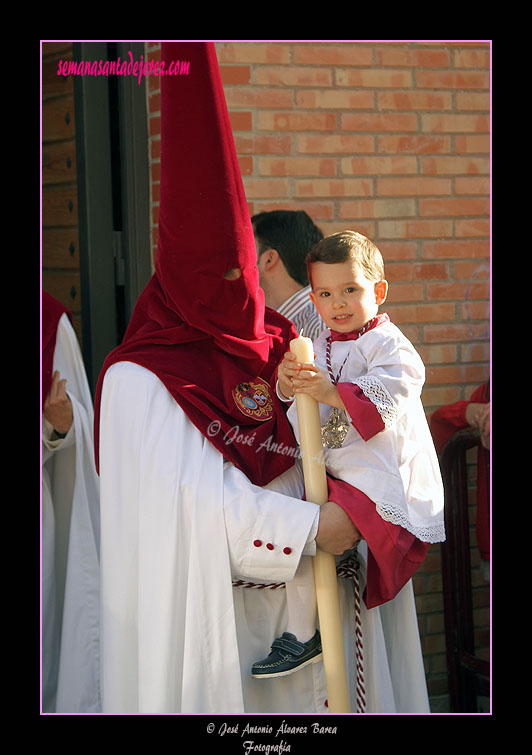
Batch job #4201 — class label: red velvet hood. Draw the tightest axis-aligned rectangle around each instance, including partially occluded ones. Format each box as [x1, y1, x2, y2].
[94, 42, 298, 485]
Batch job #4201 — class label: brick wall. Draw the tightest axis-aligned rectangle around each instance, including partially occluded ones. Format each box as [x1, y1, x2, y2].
[146, 40, 491, 706]
[42, 42, 83, 345]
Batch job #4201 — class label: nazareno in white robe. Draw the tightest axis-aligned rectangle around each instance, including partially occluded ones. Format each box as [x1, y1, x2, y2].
[98, 360, 430, 714]
[42, 313, 101, 713]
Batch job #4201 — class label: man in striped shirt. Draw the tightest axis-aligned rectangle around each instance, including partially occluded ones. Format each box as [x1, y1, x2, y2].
[253, 210, 326, 341]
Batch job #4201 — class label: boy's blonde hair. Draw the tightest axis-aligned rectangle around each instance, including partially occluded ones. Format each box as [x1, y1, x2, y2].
[306, 230, 385, 287]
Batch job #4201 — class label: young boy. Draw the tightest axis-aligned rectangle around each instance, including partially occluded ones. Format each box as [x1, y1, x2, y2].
[251, 230, 445, 679]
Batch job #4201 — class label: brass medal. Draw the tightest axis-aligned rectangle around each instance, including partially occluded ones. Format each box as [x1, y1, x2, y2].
[321, 407, 350, 449]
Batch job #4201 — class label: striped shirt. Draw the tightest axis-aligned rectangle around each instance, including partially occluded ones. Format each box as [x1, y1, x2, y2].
[277, 286, 326, 342]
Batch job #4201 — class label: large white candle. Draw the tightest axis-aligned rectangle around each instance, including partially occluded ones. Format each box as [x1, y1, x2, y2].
[290, 335, 351, 713]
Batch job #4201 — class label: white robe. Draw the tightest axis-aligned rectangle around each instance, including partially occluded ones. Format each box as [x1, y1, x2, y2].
[42, 313, 101, 713]
[98, 360, 430, 714]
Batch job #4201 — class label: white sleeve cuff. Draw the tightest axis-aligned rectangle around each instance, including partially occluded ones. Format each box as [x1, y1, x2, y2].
[276, 379, 294, 404]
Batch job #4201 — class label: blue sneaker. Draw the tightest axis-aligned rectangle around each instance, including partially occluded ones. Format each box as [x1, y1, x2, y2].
[251, 630, 322, 678]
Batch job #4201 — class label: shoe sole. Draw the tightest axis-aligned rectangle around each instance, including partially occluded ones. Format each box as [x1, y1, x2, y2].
[251, 652, 323, 679]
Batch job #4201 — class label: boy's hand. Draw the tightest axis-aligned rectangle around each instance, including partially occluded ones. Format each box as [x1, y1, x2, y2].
[292, 363, 345, 409]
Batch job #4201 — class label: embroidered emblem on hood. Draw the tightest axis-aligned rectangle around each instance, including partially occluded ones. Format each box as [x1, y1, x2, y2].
[232, 378, 274, 421]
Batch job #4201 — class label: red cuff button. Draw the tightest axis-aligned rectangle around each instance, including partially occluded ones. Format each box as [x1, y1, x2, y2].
[283, 547, 292, 555]
[266, 543, 274, 550]
[253, 539, 262, 547]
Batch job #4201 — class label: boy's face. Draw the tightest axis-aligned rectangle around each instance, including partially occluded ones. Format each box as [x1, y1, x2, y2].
[308, 259, 388, 333]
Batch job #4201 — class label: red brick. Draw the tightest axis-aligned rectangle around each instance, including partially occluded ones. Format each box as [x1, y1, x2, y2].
[296, 90, 373, 109]
[378, 242, 418, 261]
[417, 344, 458, 364]
[455, 135, 490, 153]
[292, 44, 373, 66]
[456, 92, 490, 110]
[342, 156, 417, 175]
[150, 137, 160, 160]
[426, 364, 489, 385]
[454, 176, 490, 194]
[335, 69, 412, 88]
[421, 114, 490, 133]
[422, 240, 489, 259]
[228, 111, 252, 131]
[377, 177, 451, 196]
[149, 115, 160, 137]
[319, 220, 376, 239]
[340, 198, 416, 219]
[422, 385, 462, 407]
[225, 87, 293, 109]
[258, 111, 336, 131]
[419, 198, 490, 217]
[386, 283, 424, 302]
[377, 135, 451, 155]
[377, 91, 452, 110]
[459, 302, 490, 321]
[420, 156, 490, 175]
[453, 48, 491, 68]
[415, 70, 489, 89]
[341, 113, 418, 132]
[413, 262, 449, 280]
[234, 134, 291, 155]
[148, 73, 160, 93]
[385, 262, 413, 282]
[461, 342, 490, 363]
[253, 66, 332, 87]
[423, 323, 477, 342]
[295, 178, 373, 198]
[216, 43, 291, 64]
[251, 201, 334, 219]
[238, 156, 253, 175]
[453, 260, 490, 279]
[455, 218, 490, 237]
[150, 162, 160, 183]
[258, 157, 336, 177]
[386, 302, 455, 323]
[375, 46, 451, 68]
[148, 92, 160, 113]
[425, 281, 469, 300]
[297, 134, 374, 154]
[219, 65, 250, 85]
[379, 219, 453, 239]
[242, 177, 290, 198]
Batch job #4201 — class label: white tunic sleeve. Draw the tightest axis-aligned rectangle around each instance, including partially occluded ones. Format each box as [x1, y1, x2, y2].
[353, 325, 425, 428]
[223, 459, 319, 583]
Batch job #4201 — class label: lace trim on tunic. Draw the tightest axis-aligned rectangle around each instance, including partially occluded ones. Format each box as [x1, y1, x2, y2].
[375, 502, 446, 544]
[353, 375, 398, 428]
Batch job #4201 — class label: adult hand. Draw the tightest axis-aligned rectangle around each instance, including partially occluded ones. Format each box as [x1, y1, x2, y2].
[478, 402, 490, 449]
[315, 500, 362, 555]
[465, 401, 490, 449]
[277, 352, 298, 399]
[44, 370, 73, 435]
